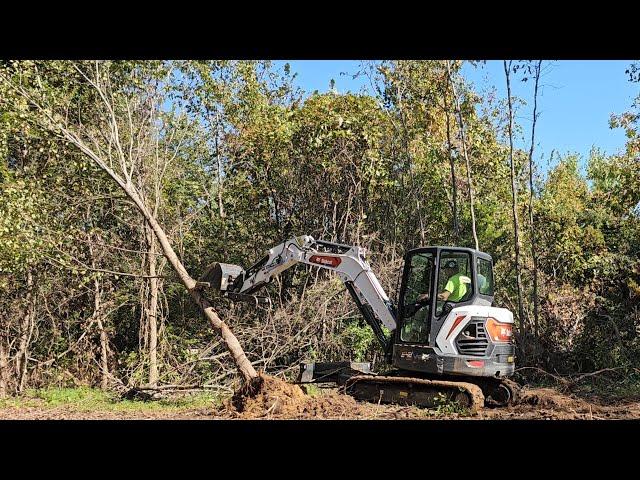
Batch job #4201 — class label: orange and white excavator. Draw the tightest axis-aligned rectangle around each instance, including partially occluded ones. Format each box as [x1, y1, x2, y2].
[200, 235, 520, 411]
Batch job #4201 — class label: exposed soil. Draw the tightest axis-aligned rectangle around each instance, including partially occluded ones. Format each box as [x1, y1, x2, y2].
[215, 374, 640, 420]
[477, 387, 640, 420]
[2, 376, 640, 420]
[0, 404, 213, 420]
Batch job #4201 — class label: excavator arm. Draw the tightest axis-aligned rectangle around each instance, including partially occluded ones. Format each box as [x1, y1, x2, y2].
[200, 235, 397, 352]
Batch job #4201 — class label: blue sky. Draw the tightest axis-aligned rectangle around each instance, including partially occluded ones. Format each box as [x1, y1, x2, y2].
[272, 60, 638, 169]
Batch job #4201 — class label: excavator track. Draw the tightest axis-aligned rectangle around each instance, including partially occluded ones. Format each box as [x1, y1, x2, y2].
[497, 378, 522, 405]
[343, 374, 486, 414]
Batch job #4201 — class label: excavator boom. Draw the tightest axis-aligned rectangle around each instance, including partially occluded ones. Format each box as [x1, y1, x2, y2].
[201, 235, 396, 350]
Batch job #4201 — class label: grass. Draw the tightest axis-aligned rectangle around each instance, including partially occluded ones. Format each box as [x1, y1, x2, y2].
[301, 383, 323, 397]
[0, 386, 224, 413]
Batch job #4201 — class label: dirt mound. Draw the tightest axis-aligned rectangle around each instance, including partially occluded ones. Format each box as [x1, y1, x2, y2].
[223, 374, 393, 419]
[297, 390, 369, 419]
[520, 387, 590, 410]
[227, 374, 309, 418]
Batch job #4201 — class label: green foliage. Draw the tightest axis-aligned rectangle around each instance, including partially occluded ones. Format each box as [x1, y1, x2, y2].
[0, 180, 46, 277]
[610, 62, 640, 158]
[301, 384, 322, 397]
[428, 392, 471, 417]
[341, 321, 377, 362]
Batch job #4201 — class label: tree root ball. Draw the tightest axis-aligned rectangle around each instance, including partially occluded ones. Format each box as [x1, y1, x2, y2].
[226, 374, 368, 419]
[229, 374, 307, 417]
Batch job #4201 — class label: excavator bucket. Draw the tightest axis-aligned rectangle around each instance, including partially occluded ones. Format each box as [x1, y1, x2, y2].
[199, 262, 271, 306]
[199, 262, 244, 292]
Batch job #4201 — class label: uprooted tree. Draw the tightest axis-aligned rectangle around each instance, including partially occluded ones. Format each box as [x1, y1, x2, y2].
[0, 61, 260, 390]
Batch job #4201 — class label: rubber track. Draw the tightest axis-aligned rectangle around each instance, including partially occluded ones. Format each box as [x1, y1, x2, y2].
[499, 378, 523, 405]
[345, 374, 486, 413]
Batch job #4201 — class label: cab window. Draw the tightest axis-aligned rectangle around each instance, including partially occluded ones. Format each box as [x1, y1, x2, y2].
[400, 252, 434, 343]
[476, 257, 494, 296]
[436, 251, 473, 315]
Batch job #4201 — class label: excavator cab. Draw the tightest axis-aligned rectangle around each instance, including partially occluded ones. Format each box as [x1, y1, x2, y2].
[394, 246, 514, 381]
[398, 247, 495, 346]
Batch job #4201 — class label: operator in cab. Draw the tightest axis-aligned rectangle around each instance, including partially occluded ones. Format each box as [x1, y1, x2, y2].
[437, 260, 469, 302]
[417, 259, 470, 304]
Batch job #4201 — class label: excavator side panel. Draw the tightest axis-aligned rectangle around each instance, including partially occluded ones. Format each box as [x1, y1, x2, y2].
[392, 305, 516, 378]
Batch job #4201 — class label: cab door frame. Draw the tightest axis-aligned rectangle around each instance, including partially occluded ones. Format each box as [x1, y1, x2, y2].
[396, 246, 493, 348]
[396, 247, 438, 346]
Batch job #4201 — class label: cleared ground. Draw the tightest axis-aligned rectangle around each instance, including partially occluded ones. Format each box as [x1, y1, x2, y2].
[2, 377, 640, 420]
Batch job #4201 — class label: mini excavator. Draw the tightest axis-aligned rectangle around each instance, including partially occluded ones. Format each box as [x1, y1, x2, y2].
[199, 235, 520, 412]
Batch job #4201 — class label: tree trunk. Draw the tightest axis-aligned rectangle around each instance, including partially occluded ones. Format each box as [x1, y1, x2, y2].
[125, 184, 259, 386]
[94, 281, 110, 390]
[416, 198, 426, 245]
[0, 335, 9, 397]
[4, 69, 260, 389]
[443, 88, 459, 239]
[88, 241, 110, 390]
[504, 60, 527, 341]
[16, 270, 35, 393]
[214, 112, 226, 220]
[528, 61, 542, 338]
[446, 61, 479, 250]
[145, 222, 160, 387]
